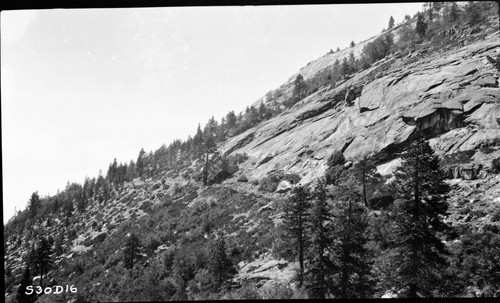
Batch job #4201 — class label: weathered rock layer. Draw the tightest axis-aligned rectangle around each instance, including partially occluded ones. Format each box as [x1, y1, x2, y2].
[222, 34, 500, 184]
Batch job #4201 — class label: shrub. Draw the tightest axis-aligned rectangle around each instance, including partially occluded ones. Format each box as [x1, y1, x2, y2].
[282, 173, 301, 185]
[146, 236, 161, 253]
[225, 282, 261, 300]
[492, 158, 500, 173]
[260, 283, 294, 299]
[258, 171, 285, 193]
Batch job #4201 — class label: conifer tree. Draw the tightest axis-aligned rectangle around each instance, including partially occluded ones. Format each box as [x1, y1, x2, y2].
[201, 133, 217, 186]
[136, 148, 146, 177]
[27, 192, 41, 219]
[353, 157, 380, 206]
[325, 151, 347, 185]
[16, 266, 36, 303]
[292, 74, 307, 104]
[388, 16, 395, 29]
[33, 237, 53, 288]
[305, 178, 332, 299]
[283, 185, 311, 286]
[424, 2, 434, 20]
[348, 52, 356, 74]
[464, 1, 482, 26]
[340, 57, 350, 77]
[225, 111, 237, 129]
[444, 2, 460, 24]
[415, 13, 427, 39]
[208, 233, 233, 292]
[385, 140, 450, 297]
[123, 232, 141, 275]
[329, 177, 372, 298]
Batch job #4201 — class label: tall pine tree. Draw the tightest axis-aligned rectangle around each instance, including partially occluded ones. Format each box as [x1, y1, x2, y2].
[208, 233, 233, 292]
[305, 178, 332, 299]
[353, 157, 380, 206]
[283, 185, 311, 287]
[16, 266, 37, 303]
[415, 13, 427, 39]
[384, 140, 450, 297]
[123, 232, 141, 275]
[33, 237, 53, 288]
[27, 192, 41, 219]
[329, 175, 373, 298]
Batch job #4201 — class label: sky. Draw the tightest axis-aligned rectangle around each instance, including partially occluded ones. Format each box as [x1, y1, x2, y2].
[2, 3, 425, 223]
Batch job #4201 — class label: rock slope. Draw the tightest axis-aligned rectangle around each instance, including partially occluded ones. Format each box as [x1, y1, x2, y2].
[223, 31, 500, 184]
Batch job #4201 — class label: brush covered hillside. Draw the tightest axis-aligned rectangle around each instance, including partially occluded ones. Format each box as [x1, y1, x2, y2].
[4, 2, 500, 301]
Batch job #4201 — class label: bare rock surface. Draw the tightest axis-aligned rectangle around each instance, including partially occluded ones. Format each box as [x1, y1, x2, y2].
[222, 36, 500, 184]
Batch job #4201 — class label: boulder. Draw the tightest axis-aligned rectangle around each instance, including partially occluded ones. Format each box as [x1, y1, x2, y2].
[93, 232, 107, 244]
[276, 180, 293, 193]
[237, 175, 249, 182]
[139, 200, 153, 211]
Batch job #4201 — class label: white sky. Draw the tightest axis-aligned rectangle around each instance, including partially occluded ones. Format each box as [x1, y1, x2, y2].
[2, 3, 424, 223]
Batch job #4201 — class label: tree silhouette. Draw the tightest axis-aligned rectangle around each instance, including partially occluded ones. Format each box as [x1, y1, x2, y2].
[388, 16, 395, 29]
[33, 237, 54, 288]
[208, 233, 233, 292]
[292, 74, 307, 104]
[136, 148, 146, 177]
[27, 192, 41, 219]
[325, 151, 347, 185]
[386, 140, 450, 297]
[353, 157, 380, 206]
[329, 177, 372, 298]
[283, 185, 311, 286]
[464, 1, 482, 26]
[444, 2, 460, 24]
[305, 178, 332, 299]
[123, 232, 141, 275]
[16, 266, 37, 303]
[415, 13, 427, 39]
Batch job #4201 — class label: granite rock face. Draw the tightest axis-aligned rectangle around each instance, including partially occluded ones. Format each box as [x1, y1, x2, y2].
[222, 35, 500, 184]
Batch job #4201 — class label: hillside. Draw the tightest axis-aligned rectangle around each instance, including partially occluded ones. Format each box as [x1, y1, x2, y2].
[4, 3, 500, 301]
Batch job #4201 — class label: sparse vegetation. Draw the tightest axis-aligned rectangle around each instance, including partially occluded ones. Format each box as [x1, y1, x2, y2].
[4, 2, 500, 301]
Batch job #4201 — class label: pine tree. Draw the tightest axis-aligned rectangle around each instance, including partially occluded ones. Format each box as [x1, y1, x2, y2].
[350, 41, 356, 48]
[325, 151, 347, 186]
[33, 237, 54, 288]
[27, 192, 41, 219]
[388, 16, 395, 29]
[424, 2, 434, 20]
[136, 148, 146, 177]
[202, 133, 217, 186]
[208, 233, 233, 292]
[415, 13, 427, 39]
[340, 57, 350, 77]
[107, 158, 118, 183]
[292, 74, 307, 104]
[385, 140, 450, 297]
[348, 52, 356, 74]
[329, 178, 372, 298]
[444, 2, 460, 24]
[16, 266, 37, 303]
[305, 178, 332, 299]
[123, 232, 141, 275]
[464, 1, 482, 26]
[353, 157, 380, 206]
[283, 185, 311, 286]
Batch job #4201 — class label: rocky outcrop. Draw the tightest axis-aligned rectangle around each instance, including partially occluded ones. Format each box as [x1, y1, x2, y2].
[222, 35, 500, 184]
[446, 163, 483, 180]
[276, 180, 293, 193]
